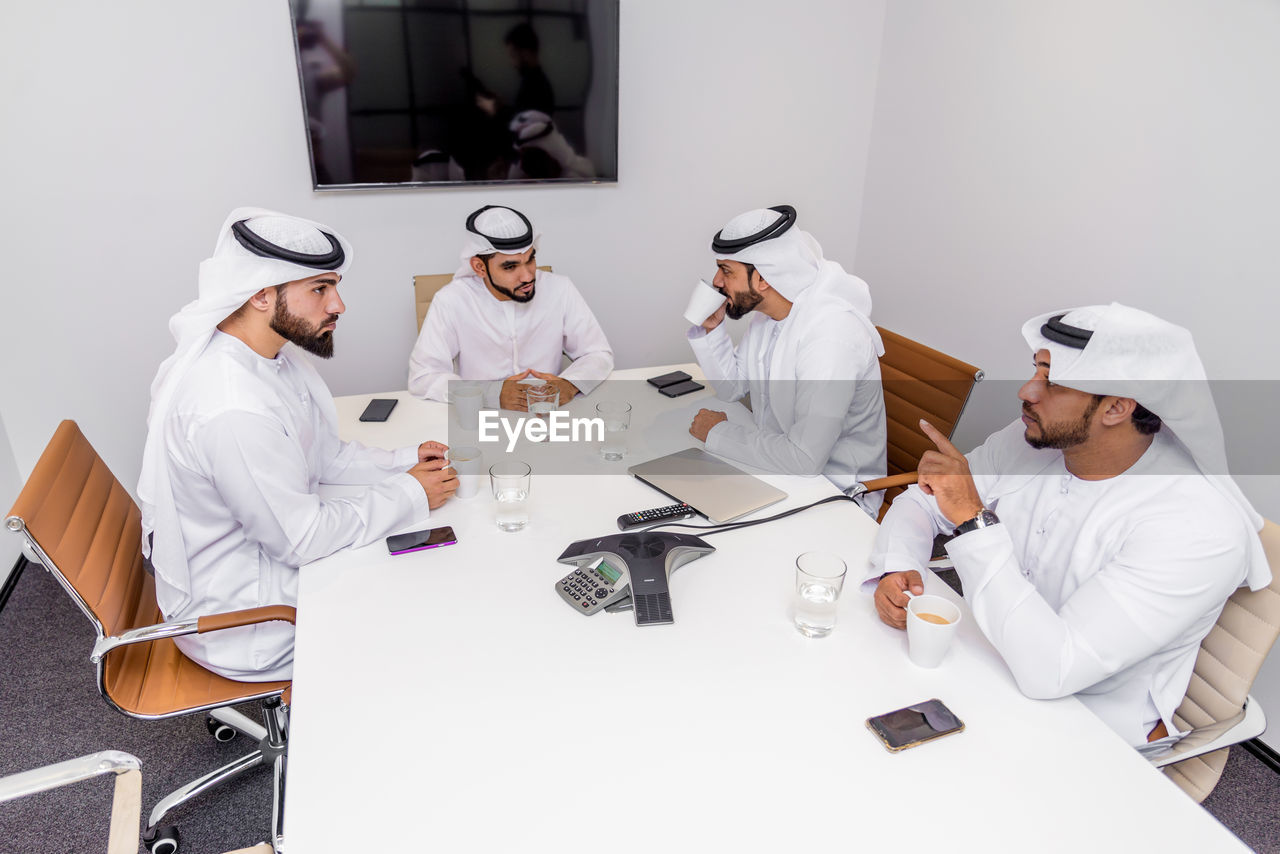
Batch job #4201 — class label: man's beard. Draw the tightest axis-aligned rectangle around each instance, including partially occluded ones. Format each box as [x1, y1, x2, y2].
[1022, 397, 1102, 450]
[271, 292, 337, 358]
[484, 265, 536, 303]
[724, 281, 763, 320]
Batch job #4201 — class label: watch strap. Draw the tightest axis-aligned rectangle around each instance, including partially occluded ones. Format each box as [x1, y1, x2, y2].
[953, 507, 999, 536]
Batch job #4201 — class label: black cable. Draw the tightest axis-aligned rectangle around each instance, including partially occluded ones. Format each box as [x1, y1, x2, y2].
[645, 493, 860, 539]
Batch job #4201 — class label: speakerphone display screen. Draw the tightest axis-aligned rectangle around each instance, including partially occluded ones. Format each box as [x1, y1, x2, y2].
[596, 559, 622, 585]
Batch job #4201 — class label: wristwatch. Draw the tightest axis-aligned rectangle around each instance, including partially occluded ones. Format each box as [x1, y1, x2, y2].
[953, 507, 1000, 536]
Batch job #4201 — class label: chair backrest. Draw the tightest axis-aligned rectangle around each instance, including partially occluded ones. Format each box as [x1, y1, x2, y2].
[1175, 519, 1280, 731]
[414, 266, 553, 331]
[876, 327, 983, 508]
[5, 420, 151, 640]
[6, 420, 289, 718]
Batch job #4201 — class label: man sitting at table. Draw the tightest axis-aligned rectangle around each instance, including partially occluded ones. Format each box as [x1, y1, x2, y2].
[686, 205, 887, 515]
[138, 207, 458, 681]
[869, 304, 1270, 747]
[408, 204, 613, 410]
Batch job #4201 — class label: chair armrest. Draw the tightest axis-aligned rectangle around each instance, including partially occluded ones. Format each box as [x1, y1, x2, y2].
[848, 472, 919, 497]
[1146, 696, 1266, 768]
[90, 605, 297, 664]
[0, 751, 142, 854]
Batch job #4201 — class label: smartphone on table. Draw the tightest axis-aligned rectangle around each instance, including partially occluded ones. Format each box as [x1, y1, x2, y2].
[386, 526, 457, 555]
[865, 698, 964, 752]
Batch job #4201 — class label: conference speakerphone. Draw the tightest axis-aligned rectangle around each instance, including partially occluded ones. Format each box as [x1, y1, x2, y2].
[556, 531, 715, 626]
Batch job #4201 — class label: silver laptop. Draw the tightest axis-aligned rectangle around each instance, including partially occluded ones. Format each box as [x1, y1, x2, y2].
[627, 448, 787, 523]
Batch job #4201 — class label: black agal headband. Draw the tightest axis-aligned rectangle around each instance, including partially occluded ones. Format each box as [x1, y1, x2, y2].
[711, 205, 797, 254]
[1041, 314, 1094, 350]
[231, 220, 345, 269]
[466, 205, 534, 252]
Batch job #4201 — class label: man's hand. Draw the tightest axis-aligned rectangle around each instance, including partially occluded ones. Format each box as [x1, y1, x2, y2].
[528, 370, 579, 407]
[407, 458, 458, 509]
[874, 570, 924, 629]
[701, 301, 728, 332]
[917, 419, 984, 526]
[499, 370, 534, 411]
[689, 408, 728, 442]
[417, 441, 448, 463]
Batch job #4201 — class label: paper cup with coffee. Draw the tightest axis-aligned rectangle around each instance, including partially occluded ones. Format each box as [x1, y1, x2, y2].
[906, 594, 962, 668]
[683, 278, 727, 326]
[446, 445, 483, 500]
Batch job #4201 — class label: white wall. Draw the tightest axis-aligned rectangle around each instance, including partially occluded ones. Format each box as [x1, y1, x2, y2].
[0, 0, 886, 489]
[0, 415, 19, 572]
[855, 0, 1280, 748]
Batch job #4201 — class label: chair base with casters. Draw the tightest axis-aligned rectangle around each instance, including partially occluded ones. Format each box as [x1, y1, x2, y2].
[5, 420, 295, 853]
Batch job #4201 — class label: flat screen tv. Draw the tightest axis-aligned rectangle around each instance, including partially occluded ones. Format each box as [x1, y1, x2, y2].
[289, 0, 619, 190]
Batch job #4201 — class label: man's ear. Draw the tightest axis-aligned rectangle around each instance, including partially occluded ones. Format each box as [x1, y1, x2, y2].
[470, 256, 486, 277]
[1099, 396, 1138, 428]
[247, 287, 273, 313]
[753, 273, 772, 294]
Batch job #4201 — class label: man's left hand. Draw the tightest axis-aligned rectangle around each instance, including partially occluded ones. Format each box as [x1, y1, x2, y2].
[917, 419, 984, 525]
[418, 441, 449, 462]
[689, 409, 728, 442]
[527, 370, 579, 407]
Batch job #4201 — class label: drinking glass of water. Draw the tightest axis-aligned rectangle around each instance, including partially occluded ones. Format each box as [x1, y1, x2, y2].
[490, 460, 531, 532]
[595, 401, 631, 460]
[792, 552, 847, 638]
[525, 384, 559, 418]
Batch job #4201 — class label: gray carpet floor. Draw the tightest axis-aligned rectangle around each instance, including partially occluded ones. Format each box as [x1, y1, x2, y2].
[2, 561, 1279, 853]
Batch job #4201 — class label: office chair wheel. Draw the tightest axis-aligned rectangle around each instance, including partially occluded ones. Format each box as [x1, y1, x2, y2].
[143, 824, 180, 854]
[206, 715, 238, 742]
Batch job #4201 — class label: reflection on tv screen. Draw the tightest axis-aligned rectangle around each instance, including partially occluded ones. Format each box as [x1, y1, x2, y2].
[290, 0, 619, 189]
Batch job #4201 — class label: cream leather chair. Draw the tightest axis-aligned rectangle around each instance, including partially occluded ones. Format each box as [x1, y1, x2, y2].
[0, 751, 142, 854]
[1150, 519, 1280, 801]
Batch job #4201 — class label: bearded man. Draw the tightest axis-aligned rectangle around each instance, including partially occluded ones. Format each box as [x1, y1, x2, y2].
[407, 204, 613, 410]
[139, 208, 457, 680]
[868, 304, 1270, 747]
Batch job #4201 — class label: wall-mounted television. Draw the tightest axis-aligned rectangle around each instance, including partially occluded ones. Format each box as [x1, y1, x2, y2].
[289, 0, 619, 190]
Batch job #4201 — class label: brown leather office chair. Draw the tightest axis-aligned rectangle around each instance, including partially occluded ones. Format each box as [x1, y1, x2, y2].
[414, 266, 553, 331]
[1151, 519, 1280, 801]
[846, 327, 983, 518]
[5, 421, 295, 854]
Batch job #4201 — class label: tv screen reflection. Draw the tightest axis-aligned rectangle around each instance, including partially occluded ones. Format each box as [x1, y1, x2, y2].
[290, 0, 619, 190]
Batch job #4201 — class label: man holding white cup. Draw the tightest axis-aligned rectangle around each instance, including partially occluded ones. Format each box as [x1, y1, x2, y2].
[867, 305, 1269, 748]
[408, 205, 614, 411]
[685, 205, 888, 516]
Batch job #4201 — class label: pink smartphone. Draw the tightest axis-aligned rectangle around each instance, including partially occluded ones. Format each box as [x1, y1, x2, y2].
[386, 526, 457, 555]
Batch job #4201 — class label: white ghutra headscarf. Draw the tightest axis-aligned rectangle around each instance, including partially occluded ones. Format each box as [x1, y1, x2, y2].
[137, 207, 354, 611]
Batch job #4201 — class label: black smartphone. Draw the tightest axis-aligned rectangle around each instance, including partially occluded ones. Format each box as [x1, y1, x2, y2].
[865, 699, 965, 752]
[647, 370, 692, 389]
[658, 379, 705, 398]
[386, 526, 457, 555]
[359, 398, 398, 422]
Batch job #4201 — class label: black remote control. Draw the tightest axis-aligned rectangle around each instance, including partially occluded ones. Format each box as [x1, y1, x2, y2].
[617, 503, 696, 531]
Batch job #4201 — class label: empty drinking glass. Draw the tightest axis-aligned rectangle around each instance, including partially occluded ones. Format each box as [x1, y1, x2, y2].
[596, 401, 631, 461]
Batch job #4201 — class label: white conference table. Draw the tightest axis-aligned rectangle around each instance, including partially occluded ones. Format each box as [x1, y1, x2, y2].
[284, 365, 1246, 853]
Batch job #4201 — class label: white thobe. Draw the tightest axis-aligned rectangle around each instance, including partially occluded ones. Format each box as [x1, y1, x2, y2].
[408, 270, 614, 406]
[686, 304, 887, 512]
[866, 420, 1252, 746]
[154, 332, 430, 681]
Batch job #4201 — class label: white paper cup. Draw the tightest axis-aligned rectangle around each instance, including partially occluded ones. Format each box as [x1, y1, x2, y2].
[683, 278, 727, 326]
[453, 384, 484, 430]
[906, 594, 962, 668]
[446, 445, 483, 499]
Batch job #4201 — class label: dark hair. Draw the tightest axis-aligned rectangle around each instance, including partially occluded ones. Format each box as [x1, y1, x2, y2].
[743, 262, 758, 282]
[505, 22, 539, 53]
[1131, 402, 1162, 435]
[1091, 394, 1163, 435]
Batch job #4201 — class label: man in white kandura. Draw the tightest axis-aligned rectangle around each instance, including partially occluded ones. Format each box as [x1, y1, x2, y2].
[139, 208, 457, 681]
[407, 204, 613, 410]
[686, 205, 887, 515]
[869, 304, 1270, 747]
